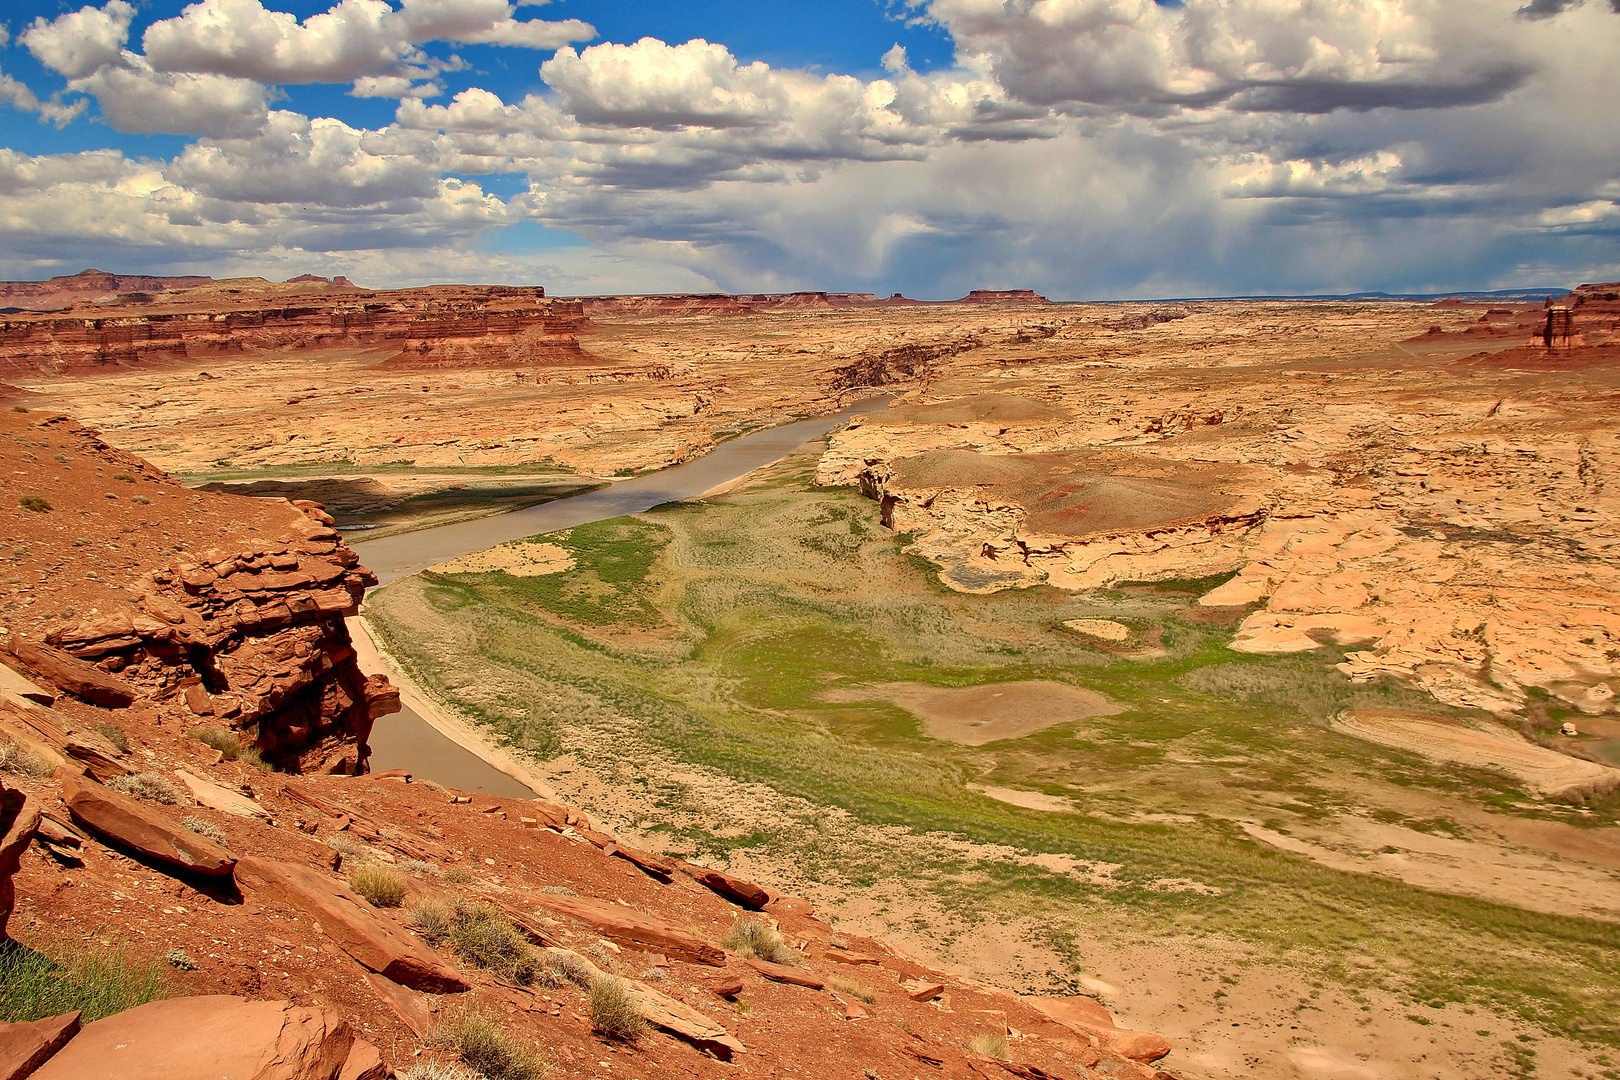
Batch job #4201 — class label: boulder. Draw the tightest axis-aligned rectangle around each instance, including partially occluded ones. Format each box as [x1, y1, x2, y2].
[235, 857, 469, 993]
[679, 862, 770, 909]
[532, 893, 725, 966]
[174, 769, 268, 820]
[0, 664, 54, 709]
[0, 784, 42, 938]
[0, 1010, 78, 1080]
[742, 957, 824, 989]
[4, 643, 135, 709]
[31, 996, 354, 1080]
[335, 1039, 386, 1080]
[1025, 996, 1172, 1063]
[61, 775, 235, 878]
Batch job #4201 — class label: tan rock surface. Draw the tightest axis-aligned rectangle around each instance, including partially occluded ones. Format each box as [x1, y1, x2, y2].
[30, 996, 354, 1080]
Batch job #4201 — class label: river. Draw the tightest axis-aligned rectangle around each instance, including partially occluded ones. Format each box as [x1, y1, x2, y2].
[355, 397, 891, 795]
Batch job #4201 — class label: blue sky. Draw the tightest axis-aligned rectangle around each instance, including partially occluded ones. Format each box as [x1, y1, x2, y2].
[0, 0, 1616, 298]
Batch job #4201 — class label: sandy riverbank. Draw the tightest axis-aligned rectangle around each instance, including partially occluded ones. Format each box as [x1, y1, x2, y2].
[347, 613, 559, 799]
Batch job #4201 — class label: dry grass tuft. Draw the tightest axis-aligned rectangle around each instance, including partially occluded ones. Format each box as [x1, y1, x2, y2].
[411, 900, 537, 984]
[90, 721, 129, 754]
[968, 1033, 1010, 1059]
[720, 917, 798, 965]
[349, 865, 406, 908]
[829, 975, 878, 1004]
[189, 726, 240, 760]
[180, 816, 226, 844]
[587, 975, 646, 1042]
[447, 1006, 551, 1080]
[107, 773, 181, 805]
[0, 742, 51, 779]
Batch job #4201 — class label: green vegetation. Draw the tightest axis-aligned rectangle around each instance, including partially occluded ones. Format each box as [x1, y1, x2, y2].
[369, 447, 1620, 1051]
[0, 938, 168, 1024]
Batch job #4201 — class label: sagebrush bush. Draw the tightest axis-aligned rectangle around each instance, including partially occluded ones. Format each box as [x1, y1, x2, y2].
[542, 949, 593, 988]
[349, 865, 405, 908]
[17, 495, 50, 513]
[189, 726, 240, 760]
[107, 773, 181, 805]
[587, 975, 645, 1042]
[720, 918, 797, 965]
[0, 939, 168, 1024]
[408, 898, 456, 943]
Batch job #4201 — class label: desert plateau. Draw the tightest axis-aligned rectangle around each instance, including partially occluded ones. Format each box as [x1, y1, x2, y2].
[0, 266, 1614, 1080]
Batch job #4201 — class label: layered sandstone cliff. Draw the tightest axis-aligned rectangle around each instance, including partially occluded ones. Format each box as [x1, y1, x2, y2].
[0, 280, 594, 376]
[0, 410, 397, 772]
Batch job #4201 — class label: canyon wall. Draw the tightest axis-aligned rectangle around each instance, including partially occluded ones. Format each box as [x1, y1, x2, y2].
[0, 411, 397, 773]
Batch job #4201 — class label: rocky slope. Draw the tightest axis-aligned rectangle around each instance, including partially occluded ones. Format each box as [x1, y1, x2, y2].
[0, 409, 398, 774]
[0, 269, 214, 312]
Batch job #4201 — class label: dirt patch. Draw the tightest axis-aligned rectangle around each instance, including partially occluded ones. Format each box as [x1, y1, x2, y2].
[429, 540, 574, 577]
[822, 679, 1121, 745]
[1334, 709, 1620, 798]
[968, 784, 1078, 812]
[1063, 618, 1131, 642]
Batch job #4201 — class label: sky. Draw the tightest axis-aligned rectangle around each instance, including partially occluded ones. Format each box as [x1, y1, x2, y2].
[0, 0, 1615, 299]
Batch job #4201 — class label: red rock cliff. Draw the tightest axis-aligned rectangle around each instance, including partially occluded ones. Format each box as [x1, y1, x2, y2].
[0, 411, 397, 773]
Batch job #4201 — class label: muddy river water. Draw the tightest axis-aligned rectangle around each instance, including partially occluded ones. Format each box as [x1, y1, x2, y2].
[356, 398, 891, 794]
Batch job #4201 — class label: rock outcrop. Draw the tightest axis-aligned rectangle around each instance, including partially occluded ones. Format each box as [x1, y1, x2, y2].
[0, 412, 399, 773]
[0, 781, 40, 939]
[29, 997, 364, 1080]
[61, 774, 236, 877]
[0, 270, 213, 312]
[0, 280, 598, 376]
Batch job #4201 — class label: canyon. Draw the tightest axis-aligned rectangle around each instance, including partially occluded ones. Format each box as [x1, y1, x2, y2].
[0, 274, 1617, 1080]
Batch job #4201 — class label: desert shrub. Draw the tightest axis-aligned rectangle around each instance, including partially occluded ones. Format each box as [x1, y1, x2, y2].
[165, 949, 196, 971]
[107, 773, 181, 805]
[442, 867, 473, 884]
[349, 865, 405, 908]
[130, 495, 150, 505]
[189, 726, 240, 760]
[90, 721, 129, 754]
[447, 904, 537, 984]
[537, 885, 577, 897]
[448, 1006, 550, 1080]
[638, 967, 668, 982]
[720, 918, 797, 965]
[17, 496, 49, 513]
[112, 472, 134, 482]
[829, 975, 878, 1004]
[408, 898, 457, 943]
[0, 939, 168, 1023]
[180, 816, 226, 844]
[968, 1033, 1010, 1059]
[0, 742, 51, 779]
[587, 975, 645, 1042]
[9, 406, 25, 413]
